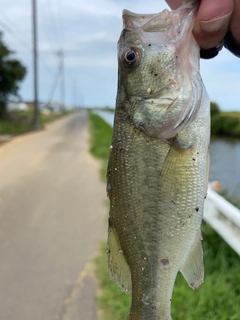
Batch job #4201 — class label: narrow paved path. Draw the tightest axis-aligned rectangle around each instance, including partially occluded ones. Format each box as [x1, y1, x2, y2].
[0, 111, 107, 320]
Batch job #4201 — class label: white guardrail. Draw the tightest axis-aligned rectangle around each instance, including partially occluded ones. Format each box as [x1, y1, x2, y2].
[204, 186, 240, 256]
[94, 111, 240, 256]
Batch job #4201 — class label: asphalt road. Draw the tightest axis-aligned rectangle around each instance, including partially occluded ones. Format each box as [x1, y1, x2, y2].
[0, 111, 107, 320]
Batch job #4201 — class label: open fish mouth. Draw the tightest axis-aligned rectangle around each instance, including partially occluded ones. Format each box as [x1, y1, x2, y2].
[122, 2, 198, 45]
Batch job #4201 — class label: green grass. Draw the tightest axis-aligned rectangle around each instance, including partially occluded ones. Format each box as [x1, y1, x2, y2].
[211, 112, 240, 138]
[88, 110, 112, 180]
[0, 119, 32, 135]
[88, 110, 240, 320]
[0, 110, 33, 134]
[0, 109, 75, 135]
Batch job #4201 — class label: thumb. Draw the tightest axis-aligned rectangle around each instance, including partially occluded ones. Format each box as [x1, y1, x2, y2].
[229, 0, 240, 46]
[193, 0, 233, 49]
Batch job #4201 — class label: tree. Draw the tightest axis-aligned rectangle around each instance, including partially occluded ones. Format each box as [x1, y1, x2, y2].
[0, 32, 27, 118]
[210, 101, 221, 117]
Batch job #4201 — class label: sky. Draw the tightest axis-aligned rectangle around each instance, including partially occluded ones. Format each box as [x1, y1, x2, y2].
[1, 0, 240, 111]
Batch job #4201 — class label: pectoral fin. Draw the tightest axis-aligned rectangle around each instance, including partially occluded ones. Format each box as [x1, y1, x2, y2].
[107, 224, 132, 294]
[180, 233, 204, 290]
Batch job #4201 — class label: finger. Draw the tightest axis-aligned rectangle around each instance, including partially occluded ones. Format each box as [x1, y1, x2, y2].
[229, 0, 240, 45]
[193, 0, 233, 49]
[165, 0, 185, 10]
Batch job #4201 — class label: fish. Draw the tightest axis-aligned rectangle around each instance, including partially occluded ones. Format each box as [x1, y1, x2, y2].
[106, 2, 210, 319]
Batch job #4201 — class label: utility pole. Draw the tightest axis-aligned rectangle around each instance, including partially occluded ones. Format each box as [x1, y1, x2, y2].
[58, 50, 65, 111]
[72, 78, 76, 109]
[32, 0, 40, 129]
[47, 50, 65, 112]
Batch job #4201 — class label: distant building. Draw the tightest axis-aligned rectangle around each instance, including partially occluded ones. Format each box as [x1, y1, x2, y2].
[6, 101, 46, 112]
[6, 100, 65, 114]
[7, 101, 30, 111]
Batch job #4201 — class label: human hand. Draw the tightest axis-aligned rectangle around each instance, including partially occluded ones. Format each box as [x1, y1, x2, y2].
[166, 0, 240, 58]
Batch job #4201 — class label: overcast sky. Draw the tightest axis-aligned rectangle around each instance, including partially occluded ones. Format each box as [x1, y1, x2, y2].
[1, 0, 240, 111]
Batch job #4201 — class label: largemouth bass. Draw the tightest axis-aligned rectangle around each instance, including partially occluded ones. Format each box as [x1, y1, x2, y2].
[107, 2, 210, 319]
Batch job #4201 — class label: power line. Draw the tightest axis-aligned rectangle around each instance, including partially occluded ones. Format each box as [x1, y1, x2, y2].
[58, 50, 65, 110]
[56, 0, 65, 49]
[0, 17, 54, 78]
[0, 1, 66, 107]
[0, 19, 30, 51]
[44, 0, 60, 47]
[39, 0, 64, 52]
[47, 53, 62, 103]
[39, 0, 65, 106]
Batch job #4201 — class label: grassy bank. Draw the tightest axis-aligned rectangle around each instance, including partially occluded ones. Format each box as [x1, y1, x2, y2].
[88, 110, 112, 180]
[211, 111, 240, 138]
[88, 110, 240, 320]
[0, 109, 75, 136]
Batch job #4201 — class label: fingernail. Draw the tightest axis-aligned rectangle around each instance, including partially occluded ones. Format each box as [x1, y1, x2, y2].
[200, 11, 232, 33]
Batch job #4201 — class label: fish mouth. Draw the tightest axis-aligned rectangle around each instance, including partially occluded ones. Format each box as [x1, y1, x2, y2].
[123, 9, 172, 35]
[122, 2, 196, 45]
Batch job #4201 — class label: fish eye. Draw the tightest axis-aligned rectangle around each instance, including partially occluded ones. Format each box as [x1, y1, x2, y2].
[125, 50, 136, 62]
[124, 49, 137, 65]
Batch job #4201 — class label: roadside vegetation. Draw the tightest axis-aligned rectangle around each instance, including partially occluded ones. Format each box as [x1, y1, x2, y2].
[88, 110, 112, 180]
[0, 31, 26, 118]
[88, 109, 240, 320]
[0, 108, 75, 136]
[211, 102, 240, 138]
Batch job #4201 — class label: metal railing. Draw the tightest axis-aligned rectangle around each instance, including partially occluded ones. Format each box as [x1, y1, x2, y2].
[204, 186, 240, 255]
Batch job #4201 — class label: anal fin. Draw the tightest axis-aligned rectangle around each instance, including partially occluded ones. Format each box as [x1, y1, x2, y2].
[107, 225, 132, 294]
[180, 232, 204, 290]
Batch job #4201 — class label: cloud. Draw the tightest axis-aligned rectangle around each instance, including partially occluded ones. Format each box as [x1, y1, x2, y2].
[201, 49, 240, 111]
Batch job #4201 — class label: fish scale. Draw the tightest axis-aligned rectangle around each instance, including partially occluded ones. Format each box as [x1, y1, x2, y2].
[107, 2, 210, 319]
